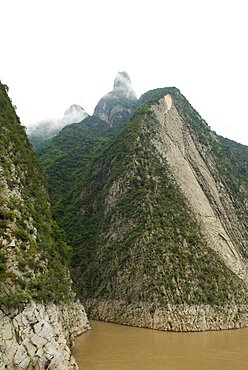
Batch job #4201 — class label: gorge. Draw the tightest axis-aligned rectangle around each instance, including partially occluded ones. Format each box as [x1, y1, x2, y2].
[1, 71, 248, 369]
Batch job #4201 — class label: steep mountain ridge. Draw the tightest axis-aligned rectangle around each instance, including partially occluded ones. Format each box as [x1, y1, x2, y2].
[38, 84, 248, 331]
[0, 82, 90, 369]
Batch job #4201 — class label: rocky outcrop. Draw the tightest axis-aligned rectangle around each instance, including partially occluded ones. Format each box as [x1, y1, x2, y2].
[86, 299, 248, 332]
[0, 301, 90, 370]
[93, 71, 137, 126]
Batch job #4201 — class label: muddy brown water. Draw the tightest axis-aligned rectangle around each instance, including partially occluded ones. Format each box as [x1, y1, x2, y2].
[73, 320, 248, 370]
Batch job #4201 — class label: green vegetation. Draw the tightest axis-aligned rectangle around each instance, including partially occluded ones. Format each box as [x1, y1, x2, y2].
[218, 136, 248, 200]
[0, 250, 6, 281]
[0, 81, 72, 305]
[38, 116, 117, 223]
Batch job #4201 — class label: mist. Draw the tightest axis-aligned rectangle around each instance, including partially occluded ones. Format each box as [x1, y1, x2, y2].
[27, 105, 89, 145]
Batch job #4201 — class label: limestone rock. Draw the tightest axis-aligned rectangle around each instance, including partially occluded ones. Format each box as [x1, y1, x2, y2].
[0, 301, 90, 370]
[86, 299, 248, 332]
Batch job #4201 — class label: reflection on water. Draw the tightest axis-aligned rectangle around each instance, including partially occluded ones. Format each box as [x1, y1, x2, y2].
[73, 320, 248, 370]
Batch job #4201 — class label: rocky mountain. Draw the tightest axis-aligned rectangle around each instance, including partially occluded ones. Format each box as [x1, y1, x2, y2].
[38, 81, 248, 332]
[28, 104, 89, 151]
[93, 71, 137, 126]
[28, 72, 136, 153]
[0, 82, 90, 369]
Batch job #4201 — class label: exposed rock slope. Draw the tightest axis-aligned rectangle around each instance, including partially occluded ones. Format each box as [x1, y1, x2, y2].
[151, 93, 248, 281]
[0, 82, 90, 369]
[38, 83, 248, 331]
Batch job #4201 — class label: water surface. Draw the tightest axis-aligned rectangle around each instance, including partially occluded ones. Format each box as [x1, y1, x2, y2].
[74, 320, 248, 369]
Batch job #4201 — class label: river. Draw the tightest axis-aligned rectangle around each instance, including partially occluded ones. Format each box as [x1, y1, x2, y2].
[73, 320, 248, 369]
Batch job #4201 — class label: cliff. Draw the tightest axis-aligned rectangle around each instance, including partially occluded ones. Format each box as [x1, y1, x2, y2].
[0, 82, 90, 369]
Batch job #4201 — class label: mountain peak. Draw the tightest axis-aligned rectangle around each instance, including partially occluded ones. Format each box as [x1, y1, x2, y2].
[62, 104, 88, 124]
[93, 71, 137, 126]
[113, 71, 137, 100]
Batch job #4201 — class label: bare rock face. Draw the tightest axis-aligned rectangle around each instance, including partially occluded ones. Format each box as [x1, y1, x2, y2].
[0, 301, 90, 369]
[151, 95, 248, 282]
[93, 71, 137, 126]
[86, 299, 248, 332]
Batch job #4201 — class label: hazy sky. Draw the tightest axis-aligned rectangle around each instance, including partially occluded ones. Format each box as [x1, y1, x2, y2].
[1, 0, 247, 145]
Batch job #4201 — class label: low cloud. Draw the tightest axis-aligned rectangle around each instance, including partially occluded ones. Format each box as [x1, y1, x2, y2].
[113, 71, 137, 100]
[27, 105, 89, 143]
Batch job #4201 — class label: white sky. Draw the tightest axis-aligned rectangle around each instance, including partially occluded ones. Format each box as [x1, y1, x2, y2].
[1, 0, 248, 145]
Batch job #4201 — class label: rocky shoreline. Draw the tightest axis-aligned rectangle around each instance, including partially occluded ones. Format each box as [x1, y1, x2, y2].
[0, 301, 90, 369]
[86, 299, 248, 332]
